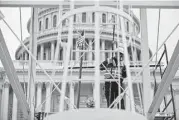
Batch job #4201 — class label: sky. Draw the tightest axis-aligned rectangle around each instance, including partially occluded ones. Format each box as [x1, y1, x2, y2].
[0, 6, 179, 63]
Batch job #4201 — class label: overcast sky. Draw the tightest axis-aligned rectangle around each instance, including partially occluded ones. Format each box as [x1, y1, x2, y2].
[0, 7, 179, 62]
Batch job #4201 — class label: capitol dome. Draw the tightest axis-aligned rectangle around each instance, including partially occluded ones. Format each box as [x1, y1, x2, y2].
[15, 6, 150, 62]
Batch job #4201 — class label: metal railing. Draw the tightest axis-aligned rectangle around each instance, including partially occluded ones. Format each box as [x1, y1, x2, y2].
[153, 44, 176, 120]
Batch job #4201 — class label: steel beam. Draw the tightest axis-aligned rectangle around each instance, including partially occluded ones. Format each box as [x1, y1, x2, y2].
[27, 8, 38, 120]
[94, 0, 100, 109]
[140, 8, 151, 115]
[0, 1, 179, 8]
[147, 40, 179, 120]
[0, 29, 30, 118]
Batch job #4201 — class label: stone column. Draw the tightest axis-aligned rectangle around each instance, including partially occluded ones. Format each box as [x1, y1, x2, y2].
[51, 41, 55, 60]
[24, 52, 28, 60]
[45, 82, 52, 112]
[40, 44, 44, 60]
[12, 93, 17, 120]
[88, 39, 93, 61]
[124, 82, 130, 111]
[63, 46, 66, 61]
[1, 82, 9, 120]
[36, 82, 42, 112]
[69, 83, 75, 110]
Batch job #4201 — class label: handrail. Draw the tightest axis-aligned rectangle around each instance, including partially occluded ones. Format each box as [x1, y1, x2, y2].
[152, 43, 176, 120]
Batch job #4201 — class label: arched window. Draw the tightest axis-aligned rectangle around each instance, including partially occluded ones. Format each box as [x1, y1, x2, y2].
[92, 12, 95, 23]
[53, 15, 57, 27]
[126, 21, 129, 32]
[39, 21, 42, 31]
[111, 15, 115, 23]
[102, 13, 106, 23]
[45, 18, 49, 29]
[82, 12, 86, 23]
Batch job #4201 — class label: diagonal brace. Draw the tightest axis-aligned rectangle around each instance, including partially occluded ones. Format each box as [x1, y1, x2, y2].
[0, 29, 30, 118]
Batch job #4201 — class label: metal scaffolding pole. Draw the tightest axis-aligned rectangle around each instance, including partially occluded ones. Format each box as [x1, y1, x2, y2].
[27, 7, 38, 120]
[140, 9, 152, 115]
[119, 1, 135, 112]
[59, 0, 74, 112]
[94, 0, 100, 109]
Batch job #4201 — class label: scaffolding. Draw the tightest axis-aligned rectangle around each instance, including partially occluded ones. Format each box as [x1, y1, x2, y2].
[0, 1, 179, 120]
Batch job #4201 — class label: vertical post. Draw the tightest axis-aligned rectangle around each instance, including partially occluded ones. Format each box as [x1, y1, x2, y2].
[1, 82, 9, 120]
[27, 7, 38, 120]
[36, 82, 42, 111]
[40, 44, 44, 60]
[69, 83, 75, 110]
[120, 2, 135, 112]
[116, 14, 121, 109]
[94, 0, 100, 109]
[45, 82, 52, 112]
[140, 8, 151, 115]
[59, 0, 74, 112]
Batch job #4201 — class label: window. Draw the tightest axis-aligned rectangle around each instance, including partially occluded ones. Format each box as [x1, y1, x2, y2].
[102, 13, 106, 23]
[62, 19, 66, 26]
[92, 12, 95, 23]
[74, 14, 76, 23]
[53, 15, 57, 27]
[111, 15, 115, 23]
[45, 18, 49, 29]
[126, 21, 129, 32]
[82, 12, 86, 23]
[39, 21, 42, 31]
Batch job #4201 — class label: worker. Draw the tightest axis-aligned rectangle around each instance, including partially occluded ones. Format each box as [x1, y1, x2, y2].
[100, 52, 126, 109]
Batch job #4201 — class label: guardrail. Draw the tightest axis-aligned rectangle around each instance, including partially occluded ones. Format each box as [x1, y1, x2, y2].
[7, 60, 162, 69]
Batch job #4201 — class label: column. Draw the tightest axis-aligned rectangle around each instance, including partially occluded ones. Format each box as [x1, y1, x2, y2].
[124, 83, 131, 111]
[88, 39, 93, 61]
[94, 0, 100, 108]
[101, 40, 105, 61]
[69, 83, 75, 110]
[36, 82, 42, 112]
[25, 52, 28, 60]
[1, 82, 9, 120]
[12, 93, 17, 120]
[76, 39, 79, 61]
[45, 82, 52, 112]
[40, 44, 44, 60]
[51, 41, 55, 60]
[63, 46, 66, 61]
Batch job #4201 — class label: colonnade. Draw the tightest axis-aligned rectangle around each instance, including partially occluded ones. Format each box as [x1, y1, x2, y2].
[20, 39, 120, 62]
[0, 82, 53, 120]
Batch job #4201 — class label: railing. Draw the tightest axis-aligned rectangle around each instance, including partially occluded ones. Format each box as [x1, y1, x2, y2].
[10, 60, 161, 70]
[153, 44, 176, 120]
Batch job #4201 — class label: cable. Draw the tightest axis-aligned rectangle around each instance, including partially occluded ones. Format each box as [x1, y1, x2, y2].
[19, 7, 27, 100]
[155, 9, 161, 68]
